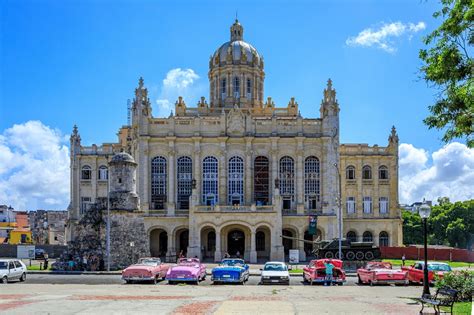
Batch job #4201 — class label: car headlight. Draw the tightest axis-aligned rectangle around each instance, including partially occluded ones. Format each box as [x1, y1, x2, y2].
[263, 276, 270, 279]
[280, 276, 288, 280]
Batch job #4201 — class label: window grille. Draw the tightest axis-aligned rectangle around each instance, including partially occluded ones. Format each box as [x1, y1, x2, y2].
[246, 78, 251, 99]
[379, 166, 389, 180]
[81, 166, 92, 180]
[346, 166, 355, 180]
[202, 156, 218, 205]
[151, 156, 167, 210]
[228, 156, 244, 205]
[379, 231, 389, 246]
[379, 197, 389, 214]
[254, 156, 269, 205]
[279, 156, 295, 201]
[233, 77, 240, 98]
[177, 156, 192, 210]
[362, 165, 372, 179]
[363, 196, 372, 214]
[363, 231, 373, 242]
[80, 197, 91, 214]
[304, 156, 320, 209]
[98, 166, 108, 180]
[221, 78, 226, 99]
[346, 197, 356, 214]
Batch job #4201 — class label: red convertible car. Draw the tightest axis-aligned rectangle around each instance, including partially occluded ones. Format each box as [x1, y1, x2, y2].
[402, 261, 452, 285]
[302, 259, 346, 285]
[122, 257, 170, 284]
[357, 262, 408, 286]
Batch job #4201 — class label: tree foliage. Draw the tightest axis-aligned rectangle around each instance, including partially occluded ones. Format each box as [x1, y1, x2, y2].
[403, 199, 474, 248]
[419, 0, 473, 148]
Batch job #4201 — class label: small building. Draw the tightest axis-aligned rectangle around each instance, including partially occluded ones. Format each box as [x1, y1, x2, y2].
[29, 210, 68, 245]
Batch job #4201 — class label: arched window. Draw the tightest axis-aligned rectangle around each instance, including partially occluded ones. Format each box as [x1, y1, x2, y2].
[304, 156, 320, 210]
[346, 231, 357, 242]
[98, 166, 108, 181]
[151, 156, 167, 210]
[362, 165, 372, 180]
[228, 156, 244, 205]
[363, 231, 373, 242]
[81, 166, 92, 180]
[177, 156, 192, 210]
[279, 156, 295, 210]
[346, 165, 355, 180]
[254, 156, 269, 206]
[256, 231, 265, 251]
[233, 77, 240, 98]
[246, 78, 251, 99]
[202, 156, 218, 205]
[221, 78, 227, 99]
[379, 231, 389, 247]
[379, 165, 389, 180]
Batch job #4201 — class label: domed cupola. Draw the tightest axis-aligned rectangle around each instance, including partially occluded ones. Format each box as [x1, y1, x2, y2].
[209, 19, 265, 109]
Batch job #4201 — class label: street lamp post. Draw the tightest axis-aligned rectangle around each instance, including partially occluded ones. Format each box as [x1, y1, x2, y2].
[106, 156, 111, 272]
[419, 202, 431, 296]
[334, 163, 342, 260]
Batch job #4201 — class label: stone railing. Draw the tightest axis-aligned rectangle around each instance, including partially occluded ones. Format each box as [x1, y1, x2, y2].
[194, 205, 274, 213]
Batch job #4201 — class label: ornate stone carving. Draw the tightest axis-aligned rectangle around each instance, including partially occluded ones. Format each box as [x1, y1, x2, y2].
[227, 105, 245, 135]
[265, 97, 275, 108]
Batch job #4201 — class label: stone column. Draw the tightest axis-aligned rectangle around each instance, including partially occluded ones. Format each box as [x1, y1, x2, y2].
[167, 152, 175, 216]
[250, 229, 257, 263]
[193, 137, 201, 205]
[298, 227, 307, 262]
[167, 232, 176, 262]
[270, 138, 278, 203]
[214, 228, 222, 262]
[296, 144, 304, 214]
[218, 138, 227, 205]
[270, 188, 285, 261]
[245, 138, 253, 205]
[139, 137, 150, 212]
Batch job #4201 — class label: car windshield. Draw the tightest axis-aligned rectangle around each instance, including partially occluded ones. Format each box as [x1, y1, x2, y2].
[222, 259, 244, 266]
[367, 262, 391, 270]
[428, 264, 451, 272]
[178, 258, 199, 266]
[138, 259, 159, 266]
[0, 262, 7, 269]
[264, 263, 287, 271]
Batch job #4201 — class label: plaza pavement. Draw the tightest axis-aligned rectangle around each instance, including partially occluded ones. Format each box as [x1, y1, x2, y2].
[1, 282, 424, 314]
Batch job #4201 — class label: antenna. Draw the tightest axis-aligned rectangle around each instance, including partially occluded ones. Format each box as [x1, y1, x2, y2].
[235, 10, 238, 21]
[127, 99, 131, 126]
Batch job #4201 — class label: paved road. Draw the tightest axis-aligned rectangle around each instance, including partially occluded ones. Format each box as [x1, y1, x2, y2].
[13, 274, 360, 286]
[1, 281, 423, 314]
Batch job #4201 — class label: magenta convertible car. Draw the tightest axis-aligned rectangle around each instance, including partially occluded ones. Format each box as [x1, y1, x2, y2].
[165, 258, 207, 284]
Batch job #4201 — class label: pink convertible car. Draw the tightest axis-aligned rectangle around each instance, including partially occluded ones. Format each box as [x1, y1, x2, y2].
[122, 257, 170, 284]
[166, 258, 207, 284]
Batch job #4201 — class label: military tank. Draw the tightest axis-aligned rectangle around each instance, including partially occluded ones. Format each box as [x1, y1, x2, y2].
[281, 235, 381, 261]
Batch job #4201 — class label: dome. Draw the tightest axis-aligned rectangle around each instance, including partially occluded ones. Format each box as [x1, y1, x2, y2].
[210, 20, 263, 69]
[110, 152, 136, 164]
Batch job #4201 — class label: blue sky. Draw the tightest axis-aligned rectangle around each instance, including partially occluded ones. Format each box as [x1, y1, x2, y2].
[1, 0, 473, 210]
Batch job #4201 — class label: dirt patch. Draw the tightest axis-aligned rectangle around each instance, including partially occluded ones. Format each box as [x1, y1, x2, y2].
[173, 301, 219, 315]
[70, 295, 189, 300]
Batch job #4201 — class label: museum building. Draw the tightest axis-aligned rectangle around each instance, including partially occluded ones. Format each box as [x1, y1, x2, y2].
[67, 20, 402, 263]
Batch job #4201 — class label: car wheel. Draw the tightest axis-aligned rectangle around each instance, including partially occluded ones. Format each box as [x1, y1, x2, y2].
[1, 276, 7, 284]
[125, 280, 130, 284]
[303, 274, 308, 284]
[357, 276, 363, 285]
[20, 273, 26, 282]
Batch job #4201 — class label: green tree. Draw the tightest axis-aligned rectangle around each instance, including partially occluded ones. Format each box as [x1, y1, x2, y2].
[446, 218, 467, 248]
[419, 0, 473, 148]
[402, 210, 424, 245]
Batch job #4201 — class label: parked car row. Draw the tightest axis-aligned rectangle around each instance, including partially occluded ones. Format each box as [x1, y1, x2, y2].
[121, 257, 453, 287]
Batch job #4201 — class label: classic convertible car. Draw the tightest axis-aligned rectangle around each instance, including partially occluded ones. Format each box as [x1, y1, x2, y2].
[357, 262, 408, 286]
[303, 259, 346, 285]
[165, 257, 207, 284]
[122, 257, 170, 284]
[402, 261, 452, 285]
[211, 259, 249, 284]
[260, 261, 290, 285]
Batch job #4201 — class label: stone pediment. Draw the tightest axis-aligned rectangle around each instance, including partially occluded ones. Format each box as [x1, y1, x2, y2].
[227, 105, 246, 136]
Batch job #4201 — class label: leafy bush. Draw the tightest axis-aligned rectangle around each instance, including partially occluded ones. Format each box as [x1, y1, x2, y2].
[435, 270, 473, 302]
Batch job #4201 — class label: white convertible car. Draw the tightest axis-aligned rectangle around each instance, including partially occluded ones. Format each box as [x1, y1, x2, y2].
[260, 261, 290, 285]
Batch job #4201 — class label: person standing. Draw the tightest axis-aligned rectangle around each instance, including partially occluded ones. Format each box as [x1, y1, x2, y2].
[324, 259, 334, 286]
[402, 254, 406, 266]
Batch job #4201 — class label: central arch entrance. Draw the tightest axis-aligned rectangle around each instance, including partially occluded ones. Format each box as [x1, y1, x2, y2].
[227, 229, 245, 257]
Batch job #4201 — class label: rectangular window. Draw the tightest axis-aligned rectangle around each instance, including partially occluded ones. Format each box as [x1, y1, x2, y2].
[363, 196, 372, 214]
[379, 197, 389, 214]
[346, 197, 356, 214]
[80, 197, 92, 214]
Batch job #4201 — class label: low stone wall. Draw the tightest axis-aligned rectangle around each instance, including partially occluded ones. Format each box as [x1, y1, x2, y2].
[0, 244, 67, 258]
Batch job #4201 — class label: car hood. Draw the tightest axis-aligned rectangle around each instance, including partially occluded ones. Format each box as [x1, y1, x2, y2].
[212, 266, 245, 273]
[123, 265, 155, 272]
[261, 270, 289, 277]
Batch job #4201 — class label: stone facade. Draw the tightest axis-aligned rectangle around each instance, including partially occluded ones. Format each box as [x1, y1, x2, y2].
[66, 20, 402, 264]
[29, 210, 68, 245]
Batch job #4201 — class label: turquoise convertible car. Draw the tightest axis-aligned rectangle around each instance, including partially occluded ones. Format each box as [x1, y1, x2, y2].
[211, 259, 250, 284]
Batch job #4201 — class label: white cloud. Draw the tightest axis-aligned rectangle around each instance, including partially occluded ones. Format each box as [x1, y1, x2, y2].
[0, 121, 70, 210]
[399, 142, 474, 204]
[154, 68, 204, 117]
[346, 21, 426, 53]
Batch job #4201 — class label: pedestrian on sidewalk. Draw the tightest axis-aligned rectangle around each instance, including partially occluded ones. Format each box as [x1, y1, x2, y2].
[324, 259, 334, 286]
[402, 254, 406, 266]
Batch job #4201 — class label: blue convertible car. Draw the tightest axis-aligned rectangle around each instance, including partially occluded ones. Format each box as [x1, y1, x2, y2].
[211, 259, 250, 284]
